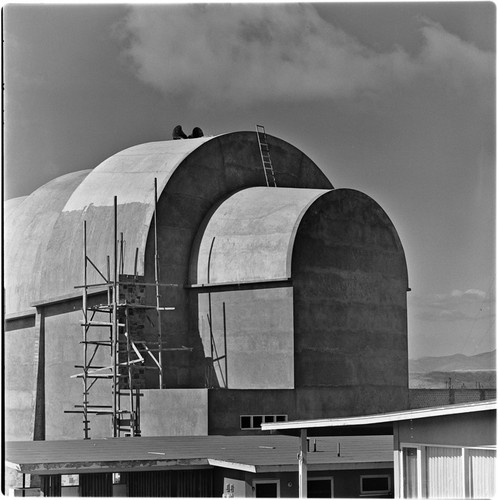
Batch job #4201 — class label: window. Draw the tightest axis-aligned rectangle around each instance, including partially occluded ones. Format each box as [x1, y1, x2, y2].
[240, 415, 288, 430]
[253, 480, 280, 497]
[308, 477, 334, 498]
[360, 475, 391, 496]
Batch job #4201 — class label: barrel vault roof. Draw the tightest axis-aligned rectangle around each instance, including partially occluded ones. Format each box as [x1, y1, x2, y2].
[5, 132, 331, 314]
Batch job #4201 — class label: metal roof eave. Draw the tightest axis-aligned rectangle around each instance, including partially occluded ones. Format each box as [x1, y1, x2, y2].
[7, 458, 213, 476]
[262, 400, 497, 435]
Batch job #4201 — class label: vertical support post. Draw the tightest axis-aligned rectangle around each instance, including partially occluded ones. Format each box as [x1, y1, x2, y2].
[207, 237, 215, 387]
[119, 232, 124, 275]
[299, 429, 308, 498]
[112, 196, 118, 437]
[125, 307, 134, 436]
[134, 247, 139, 277]
[223, 301, 228, 388]
[462, 447, 468, 498]
[154, 178, 163, 389]
[393, 422, 402, 499]
[106, 256, 111, 305]
[82, 220, 89, 439]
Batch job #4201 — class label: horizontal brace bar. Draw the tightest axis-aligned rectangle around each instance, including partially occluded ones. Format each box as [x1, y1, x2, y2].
[75, 281, 179, 289]
[80, 341, 111, 346]
[74, 405, 112, 408]
[188, 277, 292, 289]
[74, 365, 106, 369]
[64, 410, 113, 414]
[80, 320, 124, 327]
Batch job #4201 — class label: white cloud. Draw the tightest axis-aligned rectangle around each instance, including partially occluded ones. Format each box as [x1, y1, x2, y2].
[114, 4, 493, 105]
[413, 288, 494, 323]
[450, 289, 488, 300]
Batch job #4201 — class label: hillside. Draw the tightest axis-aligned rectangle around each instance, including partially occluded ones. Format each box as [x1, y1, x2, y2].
[409, 350, 496, 389]
[409, 350, 496, 373]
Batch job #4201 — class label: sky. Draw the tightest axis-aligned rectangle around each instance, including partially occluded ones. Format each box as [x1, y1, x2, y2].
[3, 2, 495, 360]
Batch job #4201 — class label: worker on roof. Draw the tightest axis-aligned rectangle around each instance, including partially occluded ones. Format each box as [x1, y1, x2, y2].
[172, 125, 187, 140]
[188, 127, 204, 138]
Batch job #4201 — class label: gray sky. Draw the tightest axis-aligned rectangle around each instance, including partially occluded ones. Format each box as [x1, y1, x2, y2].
[3, 2, 495, 360]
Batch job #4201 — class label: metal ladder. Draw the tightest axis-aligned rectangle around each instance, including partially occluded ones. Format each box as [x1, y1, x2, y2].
[256, 125, 277, 187]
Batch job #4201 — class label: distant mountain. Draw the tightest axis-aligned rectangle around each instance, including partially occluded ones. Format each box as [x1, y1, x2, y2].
[409, 350, 496, 373]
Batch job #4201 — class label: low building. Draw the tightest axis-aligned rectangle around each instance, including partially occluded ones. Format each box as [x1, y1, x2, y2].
[5, 434, 394, 497]
[262, 399, 496, 499]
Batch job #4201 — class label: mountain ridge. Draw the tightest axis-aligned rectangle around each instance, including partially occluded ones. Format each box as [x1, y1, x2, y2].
[409, 349, 496, 373]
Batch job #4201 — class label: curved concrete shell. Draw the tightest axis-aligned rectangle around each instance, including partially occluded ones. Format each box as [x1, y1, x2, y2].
[5, 170, 92, 314]
[192, 187, 408, 404]
[195, 187, 329, 285]
[5, 132, 331, 314]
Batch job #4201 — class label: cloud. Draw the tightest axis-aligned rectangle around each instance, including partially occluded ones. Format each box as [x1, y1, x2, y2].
[450, 289, 487, 300]
[114, 4, 493, 105]
[412, 288, 495, 323]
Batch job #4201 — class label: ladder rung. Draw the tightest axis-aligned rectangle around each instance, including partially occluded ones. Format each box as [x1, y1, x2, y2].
[74, 405, 112, 408]
[74, 365, 106, 369]
[80, 341, 112, 346]
[65, 409, 113, 414]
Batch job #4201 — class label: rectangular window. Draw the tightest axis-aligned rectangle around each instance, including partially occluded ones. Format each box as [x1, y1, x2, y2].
[308, 477, 334, 498]
[360, 475, 391, 496]
[240, 416, 252, 429]
[252, 415, 263, 428]
[253, 480, 280, 498]
[240, 415, 288, 430]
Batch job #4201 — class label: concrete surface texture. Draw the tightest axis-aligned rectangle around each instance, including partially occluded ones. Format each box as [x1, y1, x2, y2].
[292, 188, 409, 399]
[194, 187, 328, 285]
[191, 186, 409, 412]
[139, 389, 209, 436]
[4, 170, 91, 314]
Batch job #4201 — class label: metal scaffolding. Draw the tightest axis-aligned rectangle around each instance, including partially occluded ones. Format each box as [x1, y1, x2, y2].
[66, 180, 182, 439]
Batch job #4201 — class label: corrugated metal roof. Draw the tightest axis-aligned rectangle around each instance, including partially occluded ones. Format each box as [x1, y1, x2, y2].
[5, 435, 393, 474]
[262, 400, 497, 433]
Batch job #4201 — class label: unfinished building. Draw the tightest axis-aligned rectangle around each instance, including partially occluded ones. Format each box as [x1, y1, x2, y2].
[4, 129, 410, 442]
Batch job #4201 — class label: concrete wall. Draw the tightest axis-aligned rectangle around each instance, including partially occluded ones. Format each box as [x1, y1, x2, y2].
[292, 189, 409, 412]
[140, 389, 208, 436]
[43, 296, 112, 440]
[197, 286, 294, 389]
[208, 387, 410, 434]
[4, 315, 39, 441]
